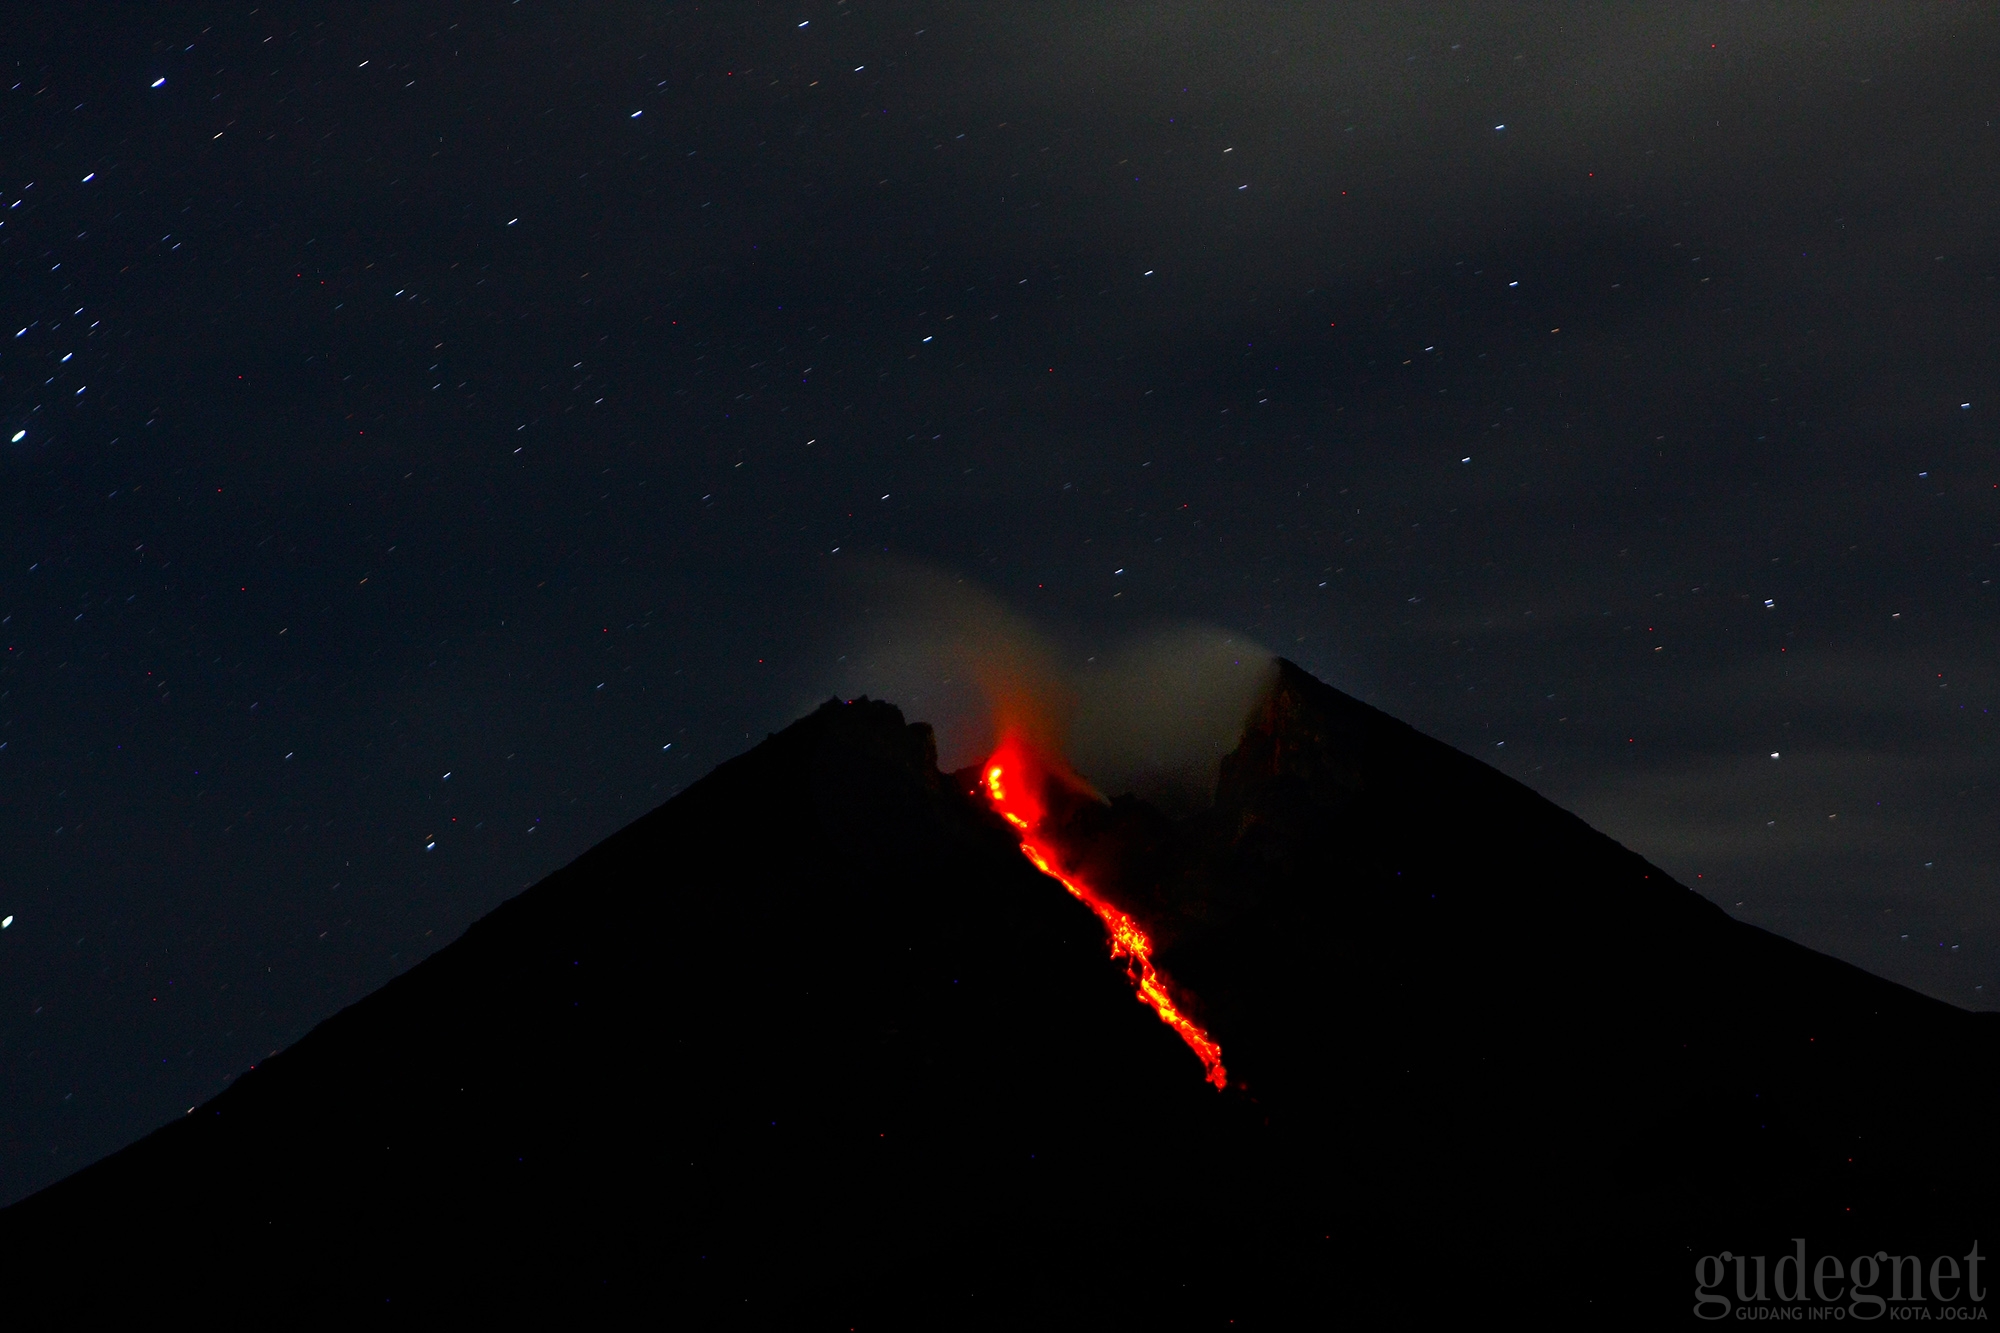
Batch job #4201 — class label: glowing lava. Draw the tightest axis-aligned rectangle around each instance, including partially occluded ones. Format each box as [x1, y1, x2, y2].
[982, 734, 1228, 1090]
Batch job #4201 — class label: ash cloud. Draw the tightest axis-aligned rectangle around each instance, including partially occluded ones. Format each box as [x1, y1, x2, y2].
[826, 561, 1275, 810]
[1069, 628, 1278, 815]
[825, 562, 1074, 770]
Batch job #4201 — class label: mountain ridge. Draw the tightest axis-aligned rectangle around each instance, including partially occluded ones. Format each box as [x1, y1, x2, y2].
[1, 664, 1990, 1322]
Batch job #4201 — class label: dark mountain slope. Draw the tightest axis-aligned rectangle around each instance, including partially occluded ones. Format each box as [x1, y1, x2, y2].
[1, 667, 1991, 1324]
[1042, 660, 1998, 1306]
[0, 699, 1297, 1323]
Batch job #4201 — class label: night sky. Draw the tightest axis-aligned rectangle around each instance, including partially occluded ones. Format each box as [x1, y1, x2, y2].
[4, 1, 1998, 1207]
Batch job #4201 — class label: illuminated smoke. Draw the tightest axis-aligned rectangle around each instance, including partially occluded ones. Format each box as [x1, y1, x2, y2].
[828, 562, 1274, 807]
[828, 561, 1075, 771]
[1068, 626, 1278, 814]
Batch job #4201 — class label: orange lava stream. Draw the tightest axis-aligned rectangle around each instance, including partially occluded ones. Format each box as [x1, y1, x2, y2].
[983, 738, 1228, 1090]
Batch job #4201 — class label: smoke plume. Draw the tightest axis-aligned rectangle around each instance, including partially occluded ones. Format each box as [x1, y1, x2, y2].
[828, 561, 1274, 810]
[1069, 628, 1278, 814]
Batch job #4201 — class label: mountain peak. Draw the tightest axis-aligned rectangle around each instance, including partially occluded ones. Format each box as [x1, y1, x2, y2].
[3, 663, 1992, 1321]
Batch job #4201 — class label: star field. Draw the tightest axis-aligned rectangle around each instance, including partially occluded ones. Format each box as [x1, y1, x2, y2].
[2, 0, 1998, 1206]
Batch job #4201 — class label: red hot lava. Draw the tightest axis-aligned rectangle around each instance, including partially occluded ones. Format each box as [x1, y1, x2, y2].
[982, 734, 1228, 1090]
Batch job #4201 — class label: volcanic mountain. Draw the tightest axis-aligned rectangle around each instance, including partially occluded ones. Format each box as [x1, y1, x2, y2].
[2, 660, 1993, 1323]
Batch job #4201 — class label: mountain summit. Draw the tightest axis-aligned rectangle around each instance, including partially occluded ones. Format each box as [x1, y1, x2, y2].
[3, 661, 1993, 1321]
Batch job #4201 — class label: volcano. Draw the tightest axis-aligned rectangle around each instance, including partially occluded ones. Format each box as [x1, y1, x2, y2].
[2, 660, 1994, 1322]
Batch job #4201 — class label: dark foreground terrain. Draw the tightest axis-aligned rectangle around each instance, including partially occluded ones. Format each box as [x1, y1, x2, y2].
[2, 661, 1992, 1324]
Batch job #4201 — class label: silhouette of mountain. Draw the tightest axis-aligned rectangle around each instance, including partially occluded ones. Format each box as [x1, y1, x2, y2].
[1046, 661, 1999, 1311]
[2, 663, 1992, 1323]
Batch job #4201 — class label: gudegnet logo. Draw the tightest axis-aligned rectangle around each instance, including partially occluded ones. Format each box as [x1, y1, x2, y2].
[1694, 1239, 1987, 1321]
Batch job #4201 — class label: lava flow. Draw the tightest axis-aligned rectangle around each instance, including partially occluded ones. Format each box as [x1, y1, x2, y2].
[982, 734, 1228, 1090]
